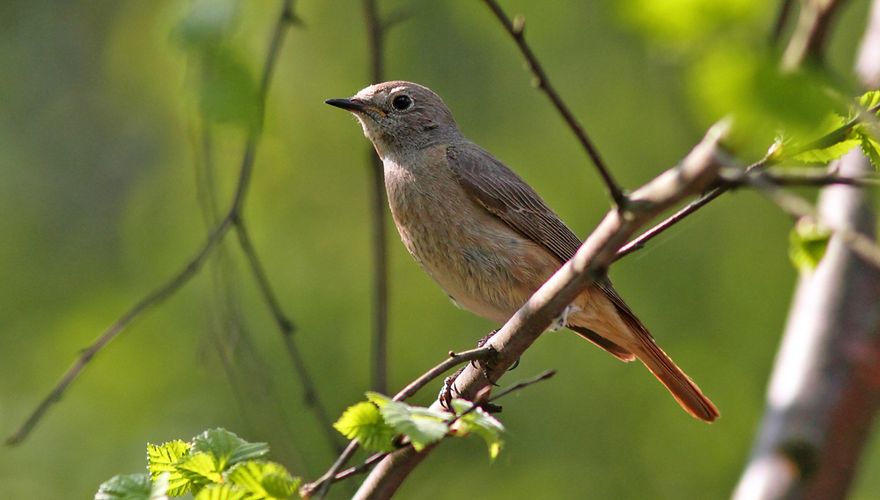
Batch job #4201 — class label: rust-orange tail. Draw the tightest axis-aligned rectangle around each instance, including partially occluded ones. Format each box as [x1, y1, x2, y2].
[631, 336, 719, 422]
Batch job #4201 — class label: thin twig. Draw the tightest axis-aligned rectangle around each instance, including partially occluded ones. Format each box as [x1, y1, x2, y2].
[616, 101, 880, 261]
[5, 0, 310, 447]
[302, 345, 495, 498]
[363, 0, 391, 395]
[749, 174, 880, 269]
[771, 0, 796, 44]
[782, 0, 848, 70]
[721, 167, 880, 187]
[330, 369, 555, 490]
[481, 0, 625, 207]
[6, 219, 233, 445]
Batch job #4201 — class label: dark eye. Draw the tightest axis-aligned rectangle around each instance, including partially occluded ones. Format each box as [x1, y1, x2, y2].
[391, 94, 413, 111]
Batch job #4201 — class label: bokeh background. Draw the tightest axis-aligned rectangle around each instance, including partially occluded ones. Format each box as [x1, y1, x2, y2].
[2, 0, 878, 498]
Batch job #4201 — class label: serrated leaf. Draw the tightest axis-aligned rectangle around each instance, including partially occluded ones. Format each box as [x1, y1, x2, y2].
[449, 400, 505, 461]
[194, 484, 248, 500]
[365, 391, 391, 409]
[790, 139, 859, 164]
[190, 428, 269, 472]
[858, 89, 880, 111]
[789, 219, 830, 272]
[146, 440, 191, 495]
[333, 401, 396, 452]
[856, 128, 880, 171]
[225, 460, 300, 499]
[380, 401, 449, 452]
[177, 452, 224, 493]
[95, 473, 152, 500]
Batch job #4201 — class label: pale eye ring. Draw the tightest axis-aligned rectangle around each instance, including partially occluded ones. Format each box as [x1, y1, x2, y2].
[391, 94, 413, 111]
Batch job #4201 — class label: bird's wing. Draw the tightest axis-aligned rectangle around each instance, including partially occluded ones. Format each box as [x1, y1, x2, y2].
[446, 143, 652, 357]
[446, 143, 582, 263]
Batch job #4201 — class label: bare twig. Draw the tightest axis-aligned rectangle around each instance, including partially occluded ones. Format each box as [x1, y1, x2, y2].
[749, 172, 880, 269]
[721, 167, 880, 188]
[353, 124, 732, 499]
[481, 0, 625, 207]
[735, 1, 880, 496]
[363, 0, 391, 395]
[5, 0, 324, 447]
[772, 0, 797, 44]
[616, 99, 880, 261]
[782, 0, 849, 70]
[302, 345, 495, 498]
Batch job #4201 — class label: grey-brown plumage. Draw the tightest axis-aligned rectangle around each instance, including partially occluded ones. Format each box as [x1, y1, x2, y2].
[326, 81, 719, 422]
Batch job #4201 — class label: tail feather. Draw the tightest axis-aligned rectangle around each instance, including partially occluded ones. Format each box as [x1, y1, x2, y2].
[633, 337, 719, 422]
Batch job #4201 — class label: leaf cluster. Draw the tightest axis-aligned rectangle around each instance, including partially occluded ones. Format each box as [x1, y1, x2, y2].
[95, 428, 300, 500]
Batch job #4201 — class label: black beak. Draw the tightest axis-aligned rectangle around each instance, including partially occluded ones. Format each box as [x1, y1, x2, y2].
[325, 98, 367, 112]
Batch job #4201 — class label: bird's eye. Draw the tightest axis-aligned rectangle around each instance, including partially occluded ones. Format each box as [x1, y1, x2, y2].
[391, 94, 413, 111]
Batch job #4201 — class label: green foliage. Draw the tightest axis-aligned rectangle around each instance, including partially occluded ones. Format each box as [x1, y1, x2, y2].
[333, 400, 397, 453]
[789, 219, 831, 272]
[334, 392, 506, 458]
[97, 429, 296, 500]
[95, 473, 164, 500]
[620, 0, 763, 46]
[173, 0, 260, 130]
[449, 399, 505, 461]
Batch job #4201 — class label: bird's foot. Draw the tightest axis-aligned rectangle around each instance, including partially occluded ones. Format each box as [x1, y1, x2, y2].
[550, 305, 581, 331]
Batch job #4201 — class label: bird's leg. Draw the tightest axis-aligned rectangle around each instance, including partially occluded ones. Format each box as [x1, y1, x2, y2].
[550, 304, 581, 331]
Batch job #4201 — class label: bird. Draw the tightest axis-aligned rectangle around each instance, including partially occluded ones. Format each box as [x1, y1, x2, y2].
[326, 81, 719, 422]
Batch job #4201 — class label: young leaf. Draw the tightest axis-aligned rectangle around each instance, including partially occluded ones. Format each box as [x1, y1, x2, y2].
[789, 219, 831, 272]
[333, 401, 396, 452]
[365, 391, 391, 409]
[858, 89, 880, 111]
[94, 473, 154, 500]
[449, 400, 506, 461]
[225, 460, 301, 499]
[380, 401, 449, 452]
[790, 139, 859, 164]
[194, 484, 248, 500]
[190, 428, 269, 471]
[856, 127, 880, 171]
[177, 452, 224, 493]
[147, 440, 191, 496]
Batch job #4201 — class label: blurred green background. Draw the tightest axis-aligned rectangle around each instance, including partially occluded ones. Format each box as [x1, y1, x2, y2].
[2, 0, 878, 498]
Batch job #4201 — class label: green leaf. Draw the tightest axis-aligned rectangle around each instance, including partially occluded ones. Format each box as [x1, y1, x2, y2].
[194, 484, 248, 500]
[689, 48, 838, 154]
[147, 440, 191, 495]
[173, 0, 239, 50]
[380, 401, 449, 452]
[789, 219, 831, 272]
[858, 89, 880, 111]
[333, 401, 396, 452]
[365, 391, 391, 409]
[95, 473, 153, 500]
[855, 125, 880, 171]
[197, 49, 261, 129]
[225, 460, 301, 499]
[620, 0, 763, 46]
[790, 139, 860, 164]
[177, 452, 224, 493]
[190, 428, 269, 472]
[449, 400, 505, 461]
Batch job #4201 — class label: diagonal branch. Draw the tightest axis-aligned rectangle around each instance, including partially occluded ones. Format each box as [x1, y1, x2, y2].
[481, 0, 625, 207]
[352, 123, 732, 499]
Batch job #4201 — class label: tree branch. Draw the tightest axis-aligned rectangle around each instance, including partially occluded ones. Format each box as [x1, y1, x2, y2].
[352, 123, 732, 499]
[782, 0, 849, 70]
[734, 0, 880, 496]
[363, 0, 391, 396]
[481, 0, 625, 207]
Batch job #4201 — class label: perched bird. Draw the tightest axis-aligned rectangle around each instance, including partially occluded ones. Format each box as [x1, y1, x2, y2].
[326, 81, 718, 422]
